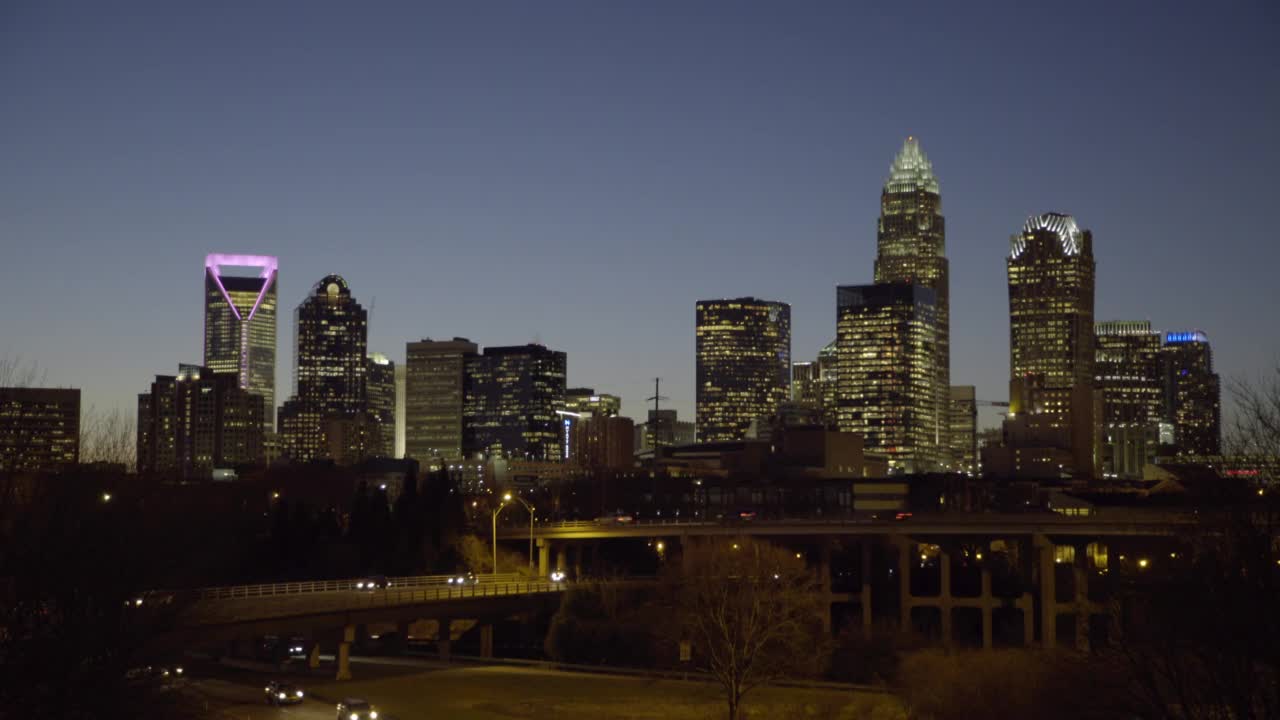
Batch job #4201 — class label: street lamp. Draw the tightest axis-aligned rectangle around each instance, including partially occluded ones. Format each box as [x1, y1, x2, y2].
[492, 492, 535, 574]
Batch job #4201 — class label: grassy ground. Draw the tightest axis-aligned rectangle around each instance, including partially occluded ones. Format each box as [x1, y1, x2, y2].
[309, 664, 905, 720]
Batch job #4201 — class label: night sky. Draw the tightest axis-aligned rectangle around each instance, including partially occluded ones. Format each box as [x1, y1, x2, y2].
[2, 1, 1277, 430]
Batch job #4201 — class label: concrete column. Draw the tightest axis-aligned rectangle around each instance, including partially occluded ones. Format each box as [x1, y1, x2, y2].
[1022, 597, 1035, 648]
[939, 552, 953, 645]
[308, 643, 320, 670]
[1072, 565, 1090, 652]
[556, 545, 567, 573]
[819, 544, 833, 634]
[336, 624, 354, 681]
[538, 539, 551, 577]
[479, 624, 494, 659]
[1036, 537, 1056, 649]
[681, 535, 694, 574]
[571, 544, 583, 580]
[896, 540, 912, 632]
[980, 569, 994, 651]
[437, 618, 453, 662]
[861, 542, 874, 637]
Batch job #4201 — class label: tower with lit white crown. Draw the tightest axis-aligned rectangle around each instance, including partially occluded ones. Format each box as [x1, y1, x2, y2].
[873, 137, 950, 469]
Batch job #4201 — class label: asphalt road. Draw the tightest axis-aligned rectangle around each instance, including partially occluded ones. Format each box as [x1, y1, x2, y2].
[189, 676, 379, 720]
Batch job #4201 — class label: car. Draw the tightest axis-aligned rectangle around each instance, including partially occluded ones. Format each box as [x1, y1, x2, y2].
[265, 680, 305, 706]
[355, 575, 390, 591]
[594, 512, 634, 525]
[336, 697, 378, 719]
[549, 571, 567, 582]
[448, 572, 478, 585]
[894, 512, 913, 521]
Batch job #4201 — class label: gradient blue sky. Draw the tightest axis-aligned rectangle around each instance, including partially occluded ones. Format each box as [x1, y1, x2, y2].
[2, 1, 1277, 429]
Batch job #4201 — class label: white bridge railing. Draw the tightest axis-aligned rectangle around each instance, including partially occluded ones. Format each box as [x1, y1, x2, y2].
[186, 572, 528, 600]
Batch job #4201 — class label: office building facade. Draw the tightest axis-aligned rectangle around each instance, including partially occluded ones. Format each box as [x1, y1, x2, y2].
[463, 344, 567, 461]
[695, 298, 791, 442]
[1161, 331, 1221, 456]
[874, 138, 950, 461]
[996, 212, 1098, 477]
[0, 387, 80, 472]
[137, 365, 263, 479]
[949, 385, 977, 474]
[836, 283, 942, 473]
[278, 275, 368, 462]
[366, 353, 396, 459]
[565, 388, 621, 417]
[203, 254, 277, 440]
[1095, 321, 1164, 477]
[405, 337, 478, 464]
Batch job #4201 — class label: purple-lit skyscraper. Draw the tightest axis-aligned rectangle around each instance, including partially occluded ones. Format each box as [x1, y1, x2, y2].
[204, 254, 278, 443]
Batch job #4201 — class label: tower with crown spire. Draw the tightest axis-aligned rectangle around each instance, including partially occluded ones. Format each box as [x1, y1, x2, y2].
[872, 137, 950, 470]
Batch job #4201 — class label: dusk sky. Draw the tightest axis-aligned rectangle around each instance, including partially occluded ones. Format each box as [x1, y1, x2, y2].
[2, 1, 1277, 429]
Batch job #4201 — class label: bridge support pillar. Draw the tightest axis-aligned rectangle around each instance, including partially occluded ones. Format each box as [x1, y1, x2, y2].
[819, 544, 833, 634]
[939, 552, 953, 645]
[1072, 564, 1090, 652]
[308, 643, 320, 670]
[894, 539, 912, 632]
[538, 539, 551, 577]
[437, 619, 453, 662]
[980, 569, 994, 651]
[1036, 535, 1056, 649]
[556, 546, 568, 574]
[336, 624, 354, 681]
[861, 542, 873, 638]
[479, 624, 494, 659]
[572, 544, 582, 580]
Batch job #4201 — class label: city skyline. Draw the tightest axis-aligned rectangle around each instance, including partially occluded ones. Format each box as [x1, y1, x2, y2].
[2, 2, 1278, 430]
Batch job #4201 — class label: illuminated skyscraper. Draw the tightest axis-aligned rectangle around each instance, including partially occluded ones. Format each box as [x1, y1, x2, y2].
[463, 344, 567, 461]
[836, 283, 941, 473]
[278, 275, 368, 462]
[203, 254, 277, 441]
[366, 353, 396, 459]
[565, 388, 621, 417]
[695, 298, 791, 442]
[874, 138, 949, 459]
[792, 361, 821, 406]
[0, 388, 80, 472]
[1161, 331, 1221, 456]
[997, 212, 1097, 477]
[137, 364, 264, 479]
[1095, 321, 1163, 477]
[405, 337, 478, 463]
[948, 386, 977, 474]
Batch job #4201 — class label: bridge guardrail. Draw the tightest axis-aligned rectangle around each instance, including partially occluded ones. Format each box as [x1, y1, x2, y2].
[183, 572, 527, 600]
[520, 510, 1201, 532]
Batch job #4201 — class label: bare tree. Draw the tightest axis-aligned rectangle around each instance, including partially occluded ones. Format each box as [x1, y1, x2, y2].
[1226, 365, 1280, 458]
[668, 538, 827, 720]
[0, 355, 46, 388]
[80, 405, 136, 470]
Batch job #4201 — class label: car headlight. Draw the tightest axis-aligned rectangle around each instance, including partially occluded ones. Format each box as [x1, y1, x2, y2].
[175, 667, 183, 674]
[350, 714, 358, 720]
[278, 693, 286, 699]
[297, 690, 304, 697]
[370, 713, 378, 719]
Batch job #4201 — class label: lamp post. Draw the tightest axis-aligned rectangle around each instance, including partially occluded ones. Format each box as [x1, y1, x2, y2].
[492, 492, 536, 574]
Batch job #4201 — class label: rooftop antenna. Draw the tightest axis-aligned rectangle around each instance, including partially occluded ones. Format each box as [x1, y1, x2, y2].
[645, 377, 670, 451]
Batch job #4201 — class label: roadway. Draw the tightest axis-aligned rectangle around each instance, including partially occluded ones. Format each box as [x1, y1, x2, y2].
[171, 575, 566, 628]
[496, 510, 1197, 540]
[187, 654, 894, 720]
